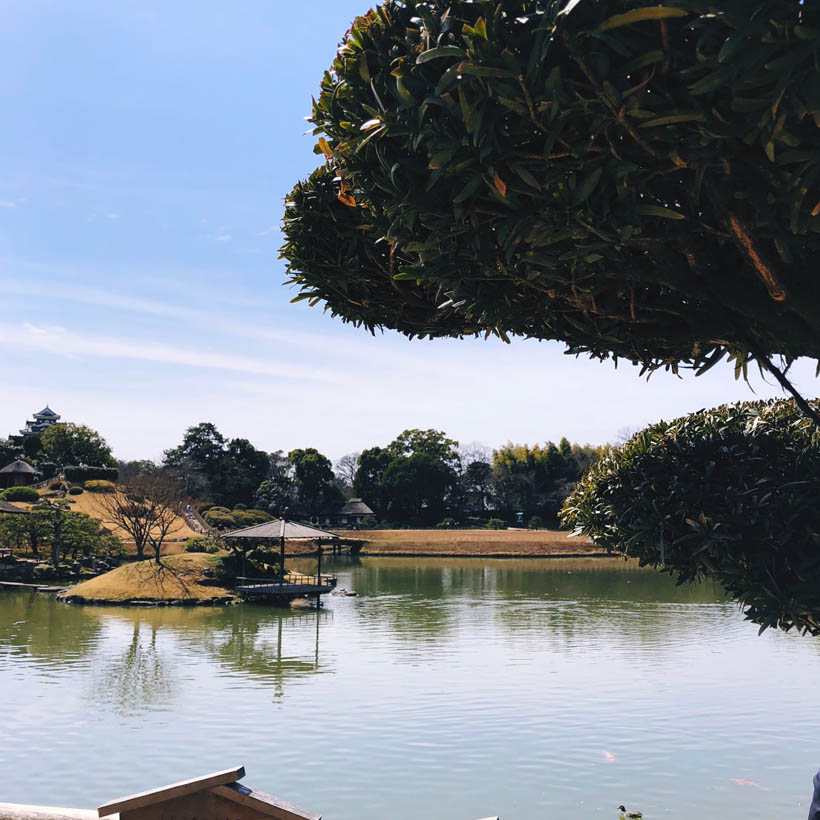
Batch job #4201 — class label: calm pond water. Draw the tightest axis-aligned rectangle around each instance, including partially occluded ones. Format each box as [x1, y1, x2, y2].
[1, 556, 819, 820]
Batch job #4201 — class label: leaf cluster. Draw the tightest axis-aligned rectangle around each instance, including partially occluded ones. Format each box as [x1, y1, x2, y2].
[561, 398, 820, 635]
[282, 0, 820, 373]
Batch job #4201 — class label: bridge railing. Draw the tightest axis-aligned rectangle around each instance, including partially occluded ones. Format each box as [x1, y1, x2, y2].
[236, 573, 337, 589]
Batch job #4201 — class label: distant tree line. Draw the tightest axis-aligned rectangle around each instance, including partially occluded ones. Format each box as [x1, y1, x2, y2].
[152, 422, 608, 529]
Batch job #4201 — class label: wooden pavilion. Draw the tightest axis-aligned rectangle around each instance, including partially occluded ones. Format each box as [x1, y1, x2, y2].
[221, 518, 343, 605]
[0, 500, 28, 515]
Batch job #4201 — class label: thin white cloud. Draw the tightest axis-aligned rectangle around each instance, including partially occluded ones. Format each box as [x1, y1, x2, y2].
[0, 201, 16, 208]
[215, 233, 232, 242]
[0, 322, 343, 384]
[256, 225, 278, 236]
[105, 212, 120, 220]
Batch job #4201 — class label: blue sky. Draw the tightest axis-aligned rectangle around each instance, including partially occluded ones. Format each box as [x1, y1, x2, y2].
[1, 0, 817, 463]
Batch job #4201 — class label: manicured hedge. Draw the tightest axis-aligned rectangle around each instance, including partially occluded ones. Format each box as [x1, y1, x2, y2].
[562, 399, 820, 635]
[282, 0, 820, 379]
[64, 466, 119, 484]
[83, 480, 116, 494]
[68, 486, 84, 496]
[2, 486, 40, 503]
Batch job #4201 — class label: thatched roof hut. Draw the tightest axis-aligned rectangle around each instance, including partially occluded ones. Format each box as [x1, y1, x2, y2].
[0, 459, 38, 489]
[0, 500, 28, 515]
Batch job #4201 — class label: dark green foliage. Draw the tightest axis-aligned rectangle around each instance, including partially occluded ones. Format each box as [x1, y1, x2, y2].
[289, 448, 339, 515]
[68, 486, 84, 496]
[64, 466, 119, 484]
[41, 424, 115, 469]
[485, 518, 506, 530]
[232, 509, 274, 528]
[283, 0, 820, 376]
[353, 446, 392, 515]
[2, 486, 40, 503]
[254, 476, 294, 516]
[562, 399, 820, 635]
[164, 423, 270, 508]
[527, 515, 546, 529]
[0, 438, 22, 466]
[382, 452, 455, 524]
[83, 480, 116, 494]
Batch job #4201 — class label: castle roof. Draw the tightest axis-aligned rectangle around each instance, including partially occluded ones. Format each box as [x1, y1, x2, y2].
[0, 459, 38, 475]
[33, 406, 60, 420]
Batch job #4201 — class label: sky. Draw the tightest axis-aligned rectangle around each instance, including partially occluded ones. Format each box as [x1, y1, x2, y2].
[1, 0, 817, 464]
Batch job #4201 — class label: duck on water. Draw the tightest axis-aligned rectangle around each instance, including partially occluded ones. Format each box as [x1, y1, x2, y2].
[618, 807, 642, 819]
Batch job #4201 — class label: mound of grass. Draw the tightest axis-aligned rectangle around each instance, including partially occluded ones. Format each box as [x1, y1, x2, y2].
[60, 553, 235, 605]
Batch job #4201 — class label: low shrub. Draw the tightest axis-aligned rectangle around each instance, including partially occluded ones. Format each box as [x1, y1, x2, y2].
[204, 510, 236, 530]
[485, 518, 506, 530]
[49, 481, 65, 491]
[359, 515, 378, 530]
[527, 515, 546, 530]
[233, 503, 247, 511]
[184, 536, 222, 554]
[2, 486, 40, 503]
[562, 398, 820, 636]
[436, 517, 458, 529]
[195, 501, 215, 513]
[232, 510, 273, 528]
[207, 506, 232, 515]
[83, 480, 116, 494]
[68, 485, 84, 496]
[64, 466, 118, 484]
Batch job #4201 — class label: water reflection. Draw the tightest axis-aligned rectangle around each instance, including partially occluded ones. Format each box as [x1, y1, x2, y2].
[2, 559, 819, 820]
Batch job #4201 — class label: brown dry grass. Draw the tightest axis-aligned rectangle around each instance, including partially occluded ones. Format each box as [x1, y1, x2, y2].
[62, 552, 232, 603]
[33, 487, 199, 552]
[327, 528, 601, 557]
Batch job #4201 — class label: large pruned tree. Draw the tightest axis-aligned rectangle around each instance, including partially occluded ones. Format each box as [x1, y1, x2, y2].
[98, 473, 187, 563]
[40, 423, 115, 470]
[281, 0, 820, 416]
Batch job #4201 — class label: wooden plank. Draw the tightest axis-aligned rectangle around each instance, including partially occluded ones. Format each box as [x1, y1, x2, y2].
[96, 766, 244, 817]
[212, 783, 321, 820]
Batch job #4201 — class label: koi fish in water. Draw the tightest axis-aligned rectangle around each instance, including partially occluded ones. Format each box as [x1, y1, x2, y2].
[731, 779, 764, 789]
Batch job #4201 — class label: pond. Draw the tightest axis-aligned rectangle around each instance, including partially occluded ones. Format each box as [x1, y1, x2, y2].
[1, 557, 819, 820]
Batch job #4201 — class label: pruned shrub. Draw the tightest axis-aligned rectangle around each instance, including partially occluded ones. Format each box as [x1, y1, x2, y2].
[232, 509, 273, 528]
[562, 399, 820, 636]
[233, 503, 247, 511]
[49, 481, 65, 491]
[65, 466, 118, 484]
[281, 0, 820, 379]
[485, 518, 506, 530]
[527, 515, 546, 530]
[195, 501, 214, 513]
[68, 486, 83, 496]
[436, 517, 458, 529]
[83, 480, 116, 494]
[2, 486, 40, 503]
[204, 510, 236, 530]
[184, 536, 222, 554]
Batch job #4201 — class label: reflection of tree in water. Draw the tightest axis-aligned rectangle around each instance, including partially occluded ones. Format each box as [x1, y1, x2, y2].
[0, 591, 103, 666]
[334, 557, 735, 651]
[91, 619, 178, 713]
[195, 606, 332, 699]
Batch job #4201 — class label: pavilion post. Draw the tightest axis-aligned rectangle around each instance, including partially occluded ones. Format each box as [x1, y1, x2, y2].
[317, 544, 322, 584]
[279, 510, 287, 579]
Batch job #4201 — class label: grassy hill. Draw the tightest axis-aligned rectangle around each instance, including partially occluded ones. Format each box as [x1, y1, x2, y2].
[60, 553, 235, 605]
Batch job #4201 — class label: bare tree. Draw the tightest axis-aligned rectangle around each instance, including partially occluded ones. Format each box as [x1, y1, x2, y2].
[334, 452, 360, 489]
[99, 473, 187, 563]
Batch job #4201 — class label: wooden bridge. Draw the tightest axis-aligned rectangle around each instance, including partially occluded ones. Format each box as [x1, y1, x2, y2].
[235, 573, 337, 606]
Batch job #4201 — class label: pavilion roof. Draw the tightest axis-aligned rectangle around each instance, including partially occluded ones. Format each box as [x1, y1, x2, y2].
[0, 500, 28, 515]
[0, 459, 38, 475]
[222, 519, 341, 540]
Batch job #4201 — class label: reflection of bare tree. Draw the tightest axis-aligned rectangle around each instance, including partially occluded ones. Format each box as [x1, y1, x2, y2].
[90, 619, 177, 712]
